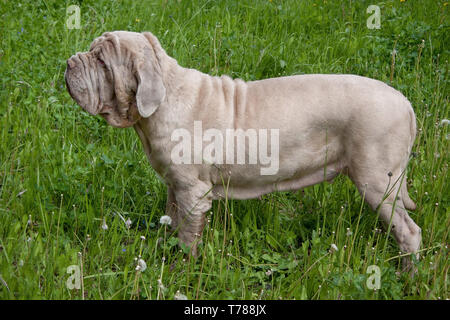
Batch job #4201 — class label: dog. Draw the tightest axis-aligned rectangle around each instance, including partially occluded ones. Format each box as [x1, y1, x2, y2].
[65, 31, 421, 268]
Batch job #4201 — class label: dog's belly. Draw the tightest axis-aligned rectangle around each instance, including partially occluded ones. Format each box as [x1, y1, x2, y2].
[212, 160, 345, 200]
[211, 131, 347, 200]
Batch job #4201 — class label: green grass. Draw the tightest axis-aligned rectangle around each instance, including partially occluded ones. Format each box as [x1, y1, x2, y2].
[0, 0, 448, 300]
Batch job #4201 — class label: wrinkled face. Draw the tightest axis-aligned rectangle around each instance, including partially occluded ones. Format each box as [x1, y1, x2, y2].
[65, 31, 165, 128]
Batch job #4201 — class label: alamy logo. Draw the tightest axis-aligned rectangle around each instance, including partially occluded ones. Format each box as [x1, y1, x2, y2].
[366, 265, 381, 290]
[366, 5, 381, 30]
[171, 121, 280, 175]
[66, 265, 81, 289]
[66, 5, 81, 30]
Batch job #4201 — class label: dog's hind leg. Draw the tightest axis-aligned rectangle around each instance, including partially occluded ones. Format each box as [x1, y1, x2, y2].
[350, 166, 421, 270]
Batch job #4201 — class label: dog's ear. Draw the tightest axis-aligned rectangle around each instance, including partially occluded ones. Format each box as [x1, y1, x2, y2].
[135, 33, 166, 118]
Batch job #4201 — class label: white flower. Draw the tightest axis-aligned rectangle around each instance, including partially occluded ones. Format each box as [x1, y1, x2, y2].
[174, 291, 188, 300]
[101, 218, 108, 230]
[114, 211, 131, 229]
[330, 244, 338, 252]
[440, 119, 450, 126]
[160, 215, 172, 226]
[157, 279, 166, 291]
[135, 258, 147, 272]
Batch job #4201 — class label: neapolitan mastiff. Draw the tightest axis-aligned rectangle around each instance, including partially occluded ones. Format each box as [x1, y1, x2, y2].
[65, 31, 421, 268]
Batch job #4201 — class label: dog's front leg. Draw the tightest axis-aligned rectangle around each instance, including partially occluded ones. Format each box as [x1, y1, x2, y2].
[174, 185, 212, 257]
[165, 188, 179, 231]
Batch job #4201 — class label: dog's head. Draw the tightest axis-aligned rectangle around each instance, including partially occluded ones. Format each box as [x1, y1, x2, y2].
[65, 31, 166, 128]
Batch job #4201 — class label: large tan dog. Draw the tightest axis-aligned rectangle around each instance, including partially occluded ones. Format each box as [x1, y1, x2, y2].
[65, 31, 421, 267]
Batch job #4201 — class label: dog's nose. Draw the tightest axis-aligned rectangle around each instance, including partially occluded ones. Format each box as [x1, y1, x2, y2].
[67, 58, 76, 69]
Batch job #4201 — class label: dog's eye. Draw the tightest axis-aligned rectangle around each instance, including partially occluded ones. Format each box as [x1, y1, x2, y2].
[97, 57, 105, 66]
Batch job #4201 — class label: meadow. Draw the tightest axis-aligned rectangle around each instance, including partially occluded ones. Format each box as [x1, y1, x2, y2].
[0, 0, 448, 299]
